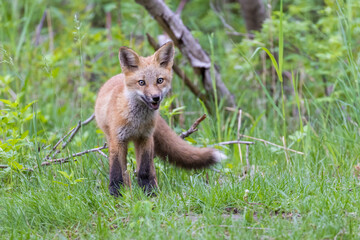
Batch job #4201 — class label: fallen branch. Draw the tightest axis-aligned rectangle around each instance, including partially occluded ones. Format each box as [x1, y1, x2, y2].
[39, 143, 107, 167]
[217, 140, 254, 168]
[217, 140, 254, 145]
[239, 134, 304, 155]
[180, 114, 207, 139]
[0, 164, 33, 172]
[0, 113, 209, 170]
[40, 113, 207, 167]
[45, 114, 95, 160]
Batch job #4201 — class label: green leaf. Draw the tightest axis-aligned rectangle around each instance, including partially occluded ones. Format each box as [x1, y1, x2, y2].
[184, 136, 197, 144]
[24, 113, 34, 121]
[20, 100, 36, 113]
[53, 181, 69, 187]
[74, 178, 86, 183]
[20, 130, 29, 139]
[58, 170, 71, 180]
[0, 99, 12, 106]
[10, 161, 23, 170]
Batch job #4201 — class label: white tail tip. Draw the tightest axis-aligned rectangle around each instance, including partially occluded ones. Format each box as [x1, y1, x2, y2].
[213, 150, 227, 162]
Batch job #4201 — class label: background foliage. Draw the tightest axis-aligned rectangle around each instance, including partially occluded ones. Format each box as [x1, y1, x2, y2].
[1, 0, 360, 238]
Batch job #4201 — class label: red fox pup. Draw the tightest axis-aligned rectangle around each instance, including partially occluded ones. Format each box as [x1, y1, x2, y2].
[95, 42, 223, 196]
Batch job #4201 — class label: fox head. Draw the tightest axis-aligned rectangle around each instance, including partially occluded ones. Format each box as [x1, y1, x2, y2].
[119, 42, 175, 110]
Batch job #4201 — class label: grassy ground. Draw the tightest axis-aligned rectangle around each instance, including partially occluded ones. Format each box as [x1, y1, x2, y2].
[1, 0, 360, 239]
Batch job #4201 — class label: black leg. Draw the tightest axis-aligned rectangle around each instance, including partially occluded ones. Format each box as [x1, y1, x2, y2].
[109, 153, 123, 197]
[137, 151, 157, 196]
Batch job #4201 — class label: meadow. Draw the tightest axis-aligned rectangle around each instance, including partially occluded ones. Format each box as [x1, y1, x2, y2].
[1, 0, 360, 239]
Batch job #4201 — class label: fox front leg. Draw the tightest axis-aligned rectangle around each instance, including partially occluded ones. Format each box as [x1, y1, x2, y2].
[108, 140, 129, 197]
[134, 137, 158, 195]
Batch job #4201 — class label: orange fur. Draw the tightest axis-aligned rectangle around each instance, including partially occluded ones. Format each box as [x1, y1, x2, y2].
[95, 42, 222, 197]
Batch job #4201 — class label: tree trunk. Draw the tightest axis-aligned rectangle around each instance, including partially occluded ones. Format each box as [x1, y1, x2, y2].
[238, 0, 267, 34]
[135, 0, 236, 108]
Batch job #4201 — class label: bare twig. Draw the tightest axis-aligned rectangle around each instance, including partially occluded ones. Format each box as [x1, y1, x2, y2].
[0, 164, 33, 172]
[1, 113, 213, 170]
[239, 134, 304, 155]
[96, 150, 108, 158]
[180, 114, 207, 139]
[46, 8, 54, 51]
[217, 140, 254, 145]
[193, 225, 272, 234]
[40, 143, 107, 167]
[237, 109, 243, 164]
[35, 10, 47, 46]
[282, 136, 290, 164]
[175, 0, 189, 15]
[246, 144, 250, 170]
[44, 128, 72, 160]
[45, 114, 95, 160]
[39, 112, 206, 168]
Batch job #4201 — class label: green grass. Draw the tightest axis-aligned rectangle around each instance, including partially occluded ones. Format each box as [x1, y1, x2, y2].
[1, 0, 360, 239]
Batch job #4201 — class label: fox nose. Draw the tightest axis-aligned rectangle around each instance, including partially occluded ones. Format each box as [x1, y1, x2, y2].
[152, 95, 160, 102]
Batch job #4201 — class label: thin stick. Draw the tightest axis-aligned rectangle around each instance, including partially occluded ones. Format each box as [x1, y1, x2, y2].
[46, 114, 95, 159]
[38, 114, 204, 168]
[282, 136, 290, 164]
[180, 114, 207, 139]
[175, 0, 189, 15]
[44, 130, 72, 160]
[217, 140, 254, 145]
[0, 164, 33, 171]
[237, 109, 243, 164]
[46, 8, 54, 52]
[240, 134, 304, 155]
[96, 150, 108, 158]
[1, 114, 208, 170]
[61, 120, 82, 148]
[35, 10, 47, 46]
[193, 225, 272, 234]
[40, 144, 107, 166]
[246, 144, 250, 170]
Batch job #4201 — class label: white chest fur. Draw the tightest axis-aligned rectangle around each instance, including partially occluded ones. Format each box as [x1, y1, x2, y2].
[117, 98, 156, 141]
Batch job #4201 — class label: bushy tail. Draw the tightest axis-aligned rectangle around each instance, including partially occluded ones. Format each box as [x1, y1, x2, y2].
[153, 116, 224, 169]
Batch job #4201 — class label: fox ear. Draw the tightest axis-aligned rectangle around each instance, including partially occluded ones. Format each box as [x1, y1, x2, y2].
[119, 47, 140, 72]
[154, 41, 174, 69]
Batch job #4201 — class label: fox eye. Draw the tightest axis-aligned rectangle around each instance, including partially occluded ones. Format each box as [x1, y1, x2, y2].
[157, 78, 164, 84]
[138, 80, 146, 86]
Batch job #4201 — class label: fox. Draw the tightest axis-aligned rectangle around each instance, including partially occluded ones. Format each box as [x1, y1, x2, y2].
[95, 41, 223, 197]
